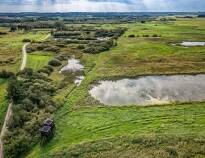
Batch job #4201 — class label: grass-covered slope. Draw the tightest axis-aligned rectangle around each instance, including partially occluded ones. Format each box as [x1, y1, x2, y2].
[27, 18, 205, 157]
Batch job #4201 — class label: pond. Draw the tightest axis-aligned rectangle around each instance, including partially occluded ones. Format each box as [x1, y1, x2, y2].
[89, 75, 205, 106]
[180, 42, 205, 46]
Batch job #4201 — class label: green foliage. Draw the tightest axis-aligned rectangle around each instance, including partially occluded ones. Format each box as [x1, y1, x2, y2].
[0, 70, 15, 78]
[22, 39, 31, 42]
[128, 34, 135, 38]
[4, 71, 56, 158]
[7, 77, 23, 103]
[48, 59, 62, 67]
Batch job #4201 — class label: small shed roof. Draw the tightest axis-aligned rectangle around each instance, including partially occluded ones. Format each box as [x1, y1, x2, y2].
[39, 125, 51, 133]
[43, 118, 54, 126]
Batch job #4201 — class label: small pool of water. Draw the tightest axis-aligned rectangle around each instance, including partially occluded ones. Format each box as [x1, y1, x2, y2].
[89, 75, 205, 106]
[60, 58, 84, 73]
[180, 42, 205, 46]
[75, 76, 85, 86]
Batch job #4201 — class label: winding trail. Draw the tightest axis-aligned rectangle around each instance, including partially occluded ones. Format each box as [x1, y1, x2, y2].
[0, 33, 51, 158]
[20, 42, 30, 71]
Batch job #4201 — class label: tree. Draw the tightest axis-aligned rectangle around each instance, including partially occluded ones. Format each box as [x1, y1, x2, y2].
[54, 21, 65, 31]
[10, 25, 17, 32]
[7, 77, 23, 103]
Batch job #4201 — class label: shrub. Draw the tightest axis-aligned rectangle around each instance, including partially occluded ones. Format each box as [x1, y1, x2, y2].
[44, 46, 60, 52]
[143, 34, 149, 37]
[48, 59, 62, 66]
[0, 70, 15, 78]
[77, 45, 85, 49]
[22, 39, 31, 42]
[128, 34, 135, 38]
[0, 31, 7, 35]
[152, 34, 159, 37]
[38, 65, 54, 75]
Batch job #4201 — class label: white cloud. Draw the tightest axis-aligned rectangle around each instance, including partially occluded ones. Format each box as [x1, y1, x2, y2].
[0, 0, 205, 12]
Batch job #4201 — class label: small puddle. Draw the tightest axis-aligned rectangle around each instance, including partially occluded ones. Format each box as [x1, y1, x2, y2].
[60, 58, 84, 86]
[60, 58, 84, 73]
[75, 76, 85, 86]
[89, 74, 205, 106]
[180, 42, 205, 46]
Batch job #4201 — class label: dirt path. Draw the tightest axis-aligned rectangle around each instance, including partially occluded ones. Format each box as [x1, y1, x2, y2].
[0, 103, 12, 158]
[20, 42, 30, 71]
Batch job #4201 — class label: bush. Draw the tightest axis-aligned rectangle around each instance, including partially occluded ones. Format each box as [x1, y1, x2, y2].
[22, 39, 31, 42]
[38, 65, 54, 75]
[143, 34, 149, 37]
[0, 70, 15, 78]
[152, 34, 159, 37]
[48, 59, 62, 67]
[0, 31, 7, 35]
[77, 45, 85, 49]
[44, 46, 60, 52]
[128, 34, 135, 38]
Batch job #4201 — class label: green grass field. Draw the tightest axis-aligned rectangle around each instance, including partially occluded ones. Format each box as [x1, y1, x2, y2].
[26, 51, 53, 71]
[26, 18, 205, 157]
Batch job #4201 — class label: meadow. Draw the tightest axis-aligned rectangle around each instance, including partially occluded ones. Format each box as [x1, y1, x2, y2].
[0, 28, 50, 72]
[26, 51, 53, 71]
[26, 17, 205, 157]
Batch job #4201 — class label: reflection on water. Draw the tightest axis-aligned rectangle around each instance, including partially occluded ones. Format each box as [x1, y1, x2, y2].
[75, 76, 85, 86]
[181, 42, 205, 46]
[59, 58, 84, 86]
[60, 58, 84, 73]
[89, 75, 205, 106]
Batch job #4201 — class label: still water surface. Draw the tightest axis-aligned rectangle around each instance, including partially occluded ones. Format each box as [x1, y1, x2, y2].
[89, 75, 205, 106]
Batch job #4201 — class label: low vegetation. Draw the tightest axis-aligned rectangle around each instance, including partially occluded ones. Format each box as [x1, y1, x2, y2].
[50, 135, 205, 158]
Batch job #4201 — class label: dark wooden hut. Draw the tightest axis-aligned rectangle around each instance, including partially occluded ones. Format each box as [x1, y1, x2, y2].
[39, 118, 55, 139]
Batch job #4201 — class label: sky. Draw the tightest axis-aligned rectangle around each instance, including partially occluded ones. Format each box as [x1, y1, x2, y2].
[0, 0, 205, 12]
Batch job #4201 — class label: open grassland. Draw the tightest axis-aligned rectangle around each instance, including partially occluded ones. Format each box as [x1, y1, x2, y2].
[0, 78, 8, 130]
[27, 51, 53, 71]
[0, 27, 50, 72]
[92, 18, 205, 79]
[28, 102, 205, 157]
[49, 135, 205, 158]
[27, 18, 205, 157]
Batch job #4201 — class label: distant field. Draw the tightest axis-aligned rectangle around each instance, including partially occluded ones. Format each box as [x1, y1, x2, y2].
[0, 78, 8, 130]
[27, 51, 53, 71]
[0, 27, 50, 72]
[93, 18, 205, 79]
[27, 18, 205, 157]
